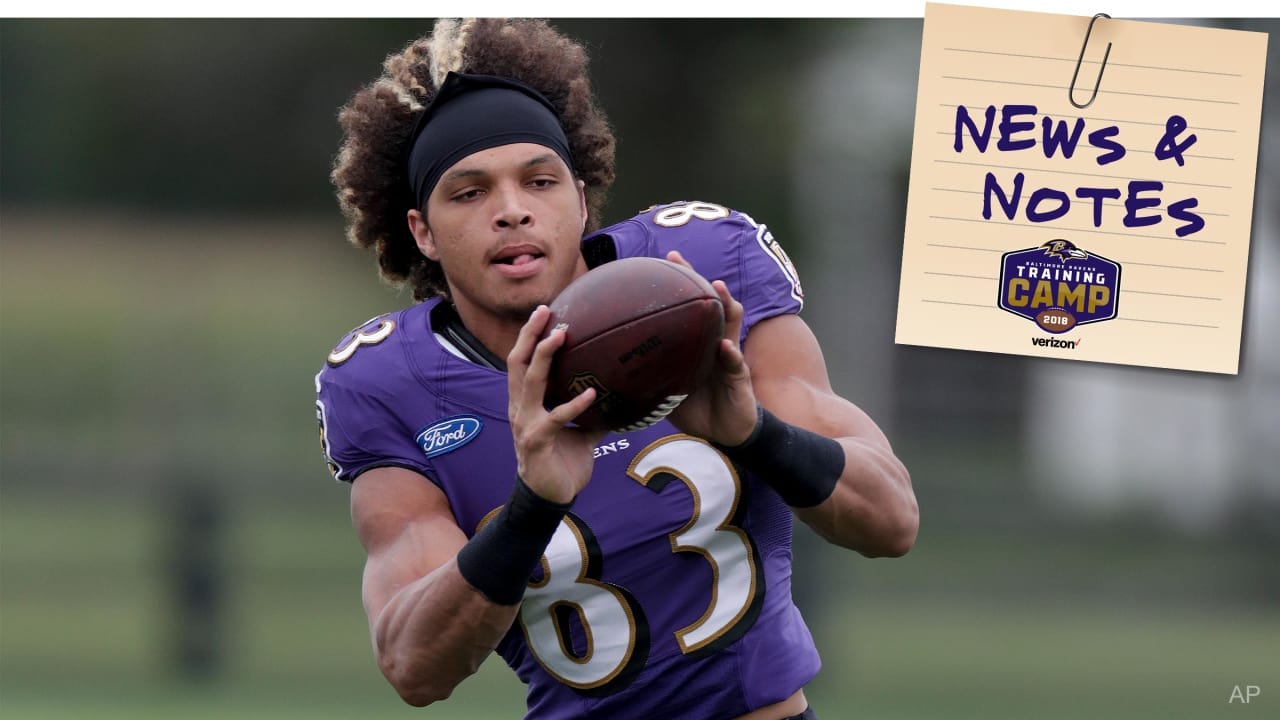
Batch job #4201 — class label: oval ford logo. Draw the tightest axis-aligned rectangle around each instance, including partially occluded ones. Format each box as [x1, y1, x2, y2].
[415, 415, 483, 459]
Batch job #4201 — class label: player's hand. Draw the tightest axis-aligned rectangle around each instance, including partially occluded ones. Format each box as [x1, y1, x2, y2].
[507, 305, 610, 504]
[663, 251, 760, 447]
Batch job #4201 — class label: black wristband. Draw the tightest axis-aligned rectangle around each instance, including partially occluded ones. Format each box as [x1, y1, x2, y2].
[714, 406, 845, 508]
[456, 476, 571, 605]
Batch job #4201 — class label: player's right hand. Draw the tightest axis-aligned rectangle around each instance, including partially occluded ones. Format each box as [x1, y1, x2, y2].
[663, 251, 760, 448]
[507, 305, 609, 505]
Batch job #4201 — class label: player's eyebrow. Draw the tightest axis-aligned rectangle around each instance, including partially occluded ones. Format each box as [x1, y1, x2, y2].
[439, 167, 488, 184]
[439, 153, 564, 186]
[523, 153, 559, 170]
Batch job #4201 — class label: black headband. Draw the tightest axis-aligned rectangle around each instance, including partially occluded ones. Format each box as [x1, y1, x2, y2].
[406, 72, 575, 210]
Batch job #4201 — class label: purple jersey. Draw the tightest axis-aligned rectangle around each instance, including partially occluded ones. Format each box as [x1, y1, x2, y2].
[316, 202, 815, 719]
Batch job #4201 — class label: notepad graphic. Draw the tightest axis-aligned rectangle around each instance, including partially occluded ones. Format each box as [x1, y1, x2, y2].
[895, 3, 1268, 374]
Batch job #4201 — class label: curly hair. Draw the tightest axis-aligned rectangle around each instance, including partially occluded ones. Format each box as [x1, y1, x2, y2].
[331, 19, 617, 301]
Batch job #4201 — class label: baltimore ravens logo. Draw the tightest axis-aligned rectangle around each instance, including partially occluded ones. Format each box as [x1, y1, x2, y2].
[1040, 239, 1090, 262]
[762, 230, 804, 302]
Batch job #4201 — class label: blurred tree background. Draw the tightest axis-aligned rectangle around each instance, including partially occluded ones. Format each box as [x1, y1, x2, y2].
[2, 18, 1277, 720]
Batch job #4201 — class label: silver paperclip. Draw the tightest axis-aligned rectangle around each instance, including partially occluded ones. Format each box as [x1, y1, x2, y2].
[1069, 13, 1112, 109]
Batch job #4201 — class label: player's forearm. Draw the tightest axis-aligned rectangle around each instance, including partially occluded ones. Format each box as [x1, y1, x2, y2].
[794, 438, 918, 556]
[372, 477, 568, 706]
[372, 560, 519, 706]
[714, 402, 918, 557]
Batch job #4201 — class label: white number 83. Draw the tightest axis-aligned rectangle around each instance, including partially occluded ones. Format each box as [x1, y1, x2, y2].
[510, 436, 763, 695]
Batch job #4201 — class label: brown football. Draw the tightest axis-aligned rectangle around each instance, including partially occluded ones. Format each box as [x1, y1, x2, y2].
[542, 257, 724, 433]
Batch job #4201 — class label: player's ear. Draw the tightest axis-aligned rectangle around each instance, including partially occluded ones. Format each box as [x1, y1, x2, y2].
[576, 179, 588, 231]
[408, 209, 441, 261]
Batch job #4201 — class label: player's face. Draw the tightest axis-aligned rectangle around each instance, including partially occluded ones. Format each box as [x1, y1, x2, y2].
[415, 143, 588, 324]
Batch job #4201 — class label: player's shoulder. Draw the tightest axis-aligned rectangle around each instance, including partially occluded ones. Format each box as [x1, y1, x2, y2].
[594, 200, 804, 306]
[316, 302, 431, 395]
[601, 200, 763, 248]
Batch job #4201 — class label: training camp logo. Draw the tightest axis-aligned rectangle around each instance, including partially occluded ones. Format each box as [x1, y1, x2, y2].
[416, 415, 483, 459]
[999, 240, 1120, 344]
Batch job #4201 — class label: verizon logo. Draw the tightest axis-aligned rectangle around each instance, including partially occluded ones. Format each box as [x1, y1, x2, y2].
[1031, 337, 1081, 350]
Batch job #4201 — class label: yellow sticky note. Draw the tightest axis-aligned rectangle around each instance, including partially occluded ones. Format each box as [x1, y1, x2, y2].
[896, 3, 1268, 375]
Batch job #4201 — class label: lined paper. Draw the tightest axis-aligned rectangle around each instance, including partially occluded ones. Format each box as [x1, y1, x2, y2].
[895, 3, 1268, 374]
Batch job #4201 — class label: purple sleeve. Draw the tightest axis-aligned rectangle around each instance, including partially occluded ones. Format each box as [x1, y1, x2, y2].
[729, 211, 805, 343]
[314, 339, 432, 484]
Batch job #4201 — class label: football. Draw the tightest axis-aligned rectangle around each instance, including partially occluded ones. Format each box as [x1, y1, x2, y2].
[542, 257, 724, 433]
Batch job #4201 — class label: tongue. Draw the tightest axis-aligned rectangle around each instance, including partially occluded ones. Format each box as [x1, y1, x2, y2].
[510, 253, 538, 266]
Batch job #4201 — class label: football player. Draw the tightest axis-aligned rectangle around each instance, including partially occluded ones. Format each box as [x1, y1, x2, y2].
[316, 19, 918, 720]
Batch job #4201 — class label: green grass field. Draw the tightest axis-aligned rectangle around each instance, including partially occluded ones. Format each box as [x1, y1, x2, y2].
[3, 495, 1276, 720]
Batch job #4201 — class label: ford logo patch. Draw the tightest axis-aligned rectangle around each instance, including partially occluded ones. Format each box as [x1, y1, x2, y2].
[415, 415, 483, 459]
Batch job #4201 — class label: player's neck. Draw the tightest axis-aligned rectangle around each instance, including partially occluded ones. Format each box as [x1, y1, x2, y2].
[449, 301, 525, 365]
[446, 257, 591, 368]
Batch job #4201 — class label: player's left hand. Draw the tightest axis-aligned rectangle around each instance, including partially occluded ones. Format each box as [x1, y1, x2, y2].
[507, 305, 610, 504]
[663, 250, 759, 447]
